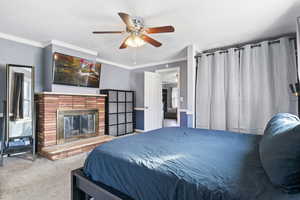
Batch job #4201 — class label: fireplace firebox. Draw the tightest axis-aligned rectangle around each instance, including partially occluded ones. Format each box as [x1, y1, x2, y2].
[57, 109, 99, 144]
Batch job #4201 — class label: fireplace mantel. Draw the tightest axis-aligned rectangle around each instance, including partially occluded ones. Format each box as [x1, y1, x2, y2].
[35, 93, 106, 160]
[36, 92, 107, 97]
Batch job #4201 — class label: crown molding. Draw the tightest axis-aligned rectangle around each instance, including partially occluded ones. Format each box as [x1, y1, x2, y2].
[0, 32, 44, 47]
[0, 32, 188, 71]
[96, 58, 131, 70]
[0, 32, 128, 69]
[0, 32, 130, 69]
[130, 57, 187, 70]
[44, 40, 98, 56]
[45, 40, 131, 69]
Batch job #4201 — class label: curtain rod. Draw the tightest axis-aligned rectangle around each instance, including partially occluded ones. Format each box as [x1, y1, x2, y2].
[195, 32, 296, 58]
[203, 38, 296, 56]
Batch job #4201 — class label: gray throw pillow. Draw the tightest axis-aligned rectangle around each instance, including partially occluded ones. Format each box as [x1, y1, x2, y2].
[260, 113, 300, 193]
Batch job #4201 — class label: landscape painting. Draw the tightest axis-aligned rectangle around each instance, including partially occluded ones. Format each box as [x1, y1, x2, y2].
[53, 52, 101, 88]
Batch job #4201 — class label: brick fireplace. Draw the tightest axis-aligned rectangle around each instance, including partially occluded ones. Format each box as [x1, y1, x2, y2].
[35, 92, 112, 160]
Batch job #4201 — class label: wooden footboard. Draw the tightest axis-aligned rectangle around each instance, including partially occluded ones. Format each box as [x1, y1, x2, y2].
[71, 168, 133, 200]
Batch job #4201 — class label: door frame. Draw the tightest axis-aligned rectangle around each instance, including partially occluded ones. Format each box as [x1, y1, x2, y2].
[155, 67, 180, 126]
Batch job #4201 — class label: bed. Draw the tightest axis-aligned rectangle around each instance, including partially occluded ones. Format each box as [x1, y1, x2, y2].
[72, 127, 300, 200]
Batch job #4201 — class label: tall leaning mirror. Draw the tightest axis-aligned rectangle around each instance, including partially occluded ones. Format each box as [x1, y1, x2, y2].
[4, 64, 35, 159]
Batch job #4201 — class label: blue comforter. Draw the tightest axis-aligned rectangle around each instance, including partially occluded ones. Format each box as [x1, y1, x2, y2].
[84, 127, 300, 200]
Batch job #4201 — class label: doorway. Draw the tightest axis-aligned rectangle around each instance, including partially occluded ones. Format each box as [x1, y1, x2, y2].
[156, 68, 180, 127]
[144, 71, 163, 131]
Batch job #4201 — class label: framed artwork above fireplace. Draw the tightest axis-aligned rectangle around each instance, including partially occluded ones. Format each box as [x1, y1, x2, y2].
[52, 52, 102, 88]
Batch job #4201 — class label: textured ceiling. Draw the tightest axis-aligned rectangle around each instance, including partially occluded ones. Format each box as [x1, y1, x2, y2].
[0, 0, 300, 67]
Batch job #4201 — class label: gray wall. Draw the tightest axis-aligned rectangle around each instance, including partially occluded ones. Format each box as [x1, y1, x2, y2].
[42, 45, 53, 92]
[51, 63, 132, 91]
[0, 38, 132, 141]
[0, 39, 131, 113]
[100, 64, 131, 90]
[0, 37, 184, 113]
[44, 44, 100, 94]
[0, 38, 43, 112]
[130, 60, 187, 109]
[43, 44, 131, 93]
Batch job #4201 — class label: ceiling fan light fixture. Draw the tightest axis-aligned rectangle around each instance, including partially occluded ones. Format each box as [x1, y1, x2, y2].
[125, 34, 145, 48]
[93, 12, 174, 49]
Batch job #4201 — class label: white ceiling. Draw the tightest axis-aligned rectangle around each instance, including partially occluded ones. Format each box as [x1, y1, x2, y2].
[0, 0, 300, 67]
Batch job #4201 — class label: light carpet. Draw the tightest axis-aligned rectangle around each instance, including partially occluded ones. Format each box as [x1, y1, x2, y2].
[0, 153, 87, 200]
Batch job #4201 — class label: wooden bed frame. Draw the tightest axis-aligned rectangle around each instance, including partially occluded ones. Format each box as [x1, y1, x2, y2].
[71, 168, 134, 200]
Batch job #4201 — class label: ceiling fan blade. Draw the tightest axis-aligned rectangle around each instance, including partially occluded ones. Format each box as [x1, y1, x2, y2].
[119, 36, 130, 49]
[93, 31, 123, 34]
[145, 26, 175, 34]
[118, 12, 135, 29]
[140, 34, 162, 47]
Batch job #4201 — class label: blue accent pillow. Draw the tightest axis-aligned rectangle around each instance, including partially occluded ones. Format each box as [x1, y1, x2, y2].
[260, 113, 300, 193]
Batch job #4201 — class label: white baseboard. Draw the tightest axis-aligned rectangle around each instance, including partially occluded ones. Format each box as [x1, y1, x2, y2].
[134, 129, 144, 133]
[178, 109, 188, 112]
[134, 107, 145, 111]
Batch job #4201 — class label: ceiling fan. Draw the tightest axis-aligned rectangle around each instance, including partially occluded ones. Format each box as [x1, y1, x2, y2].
[93, 12, 175, 49]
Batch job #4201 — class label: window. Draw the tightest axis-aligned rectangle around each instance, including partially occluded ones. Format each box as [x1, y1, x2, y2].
[172, 87, 179, 108]
[23, 78, 31, 118]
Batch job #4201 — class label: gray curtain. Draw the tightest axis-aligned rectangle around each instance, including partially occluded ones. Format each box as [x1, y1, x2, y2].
[196, 37, 298, 134]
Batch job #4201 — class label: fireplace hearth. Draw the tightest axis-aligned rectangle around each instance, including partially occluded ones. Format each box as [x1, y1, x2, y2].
[57, 109, 99, 144]
[35, 92, 108, 160]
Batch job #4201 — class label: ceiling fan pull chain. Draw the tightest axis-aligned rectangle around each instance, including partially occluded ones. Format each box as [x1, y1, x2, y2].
[133, 48, 137, 65]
